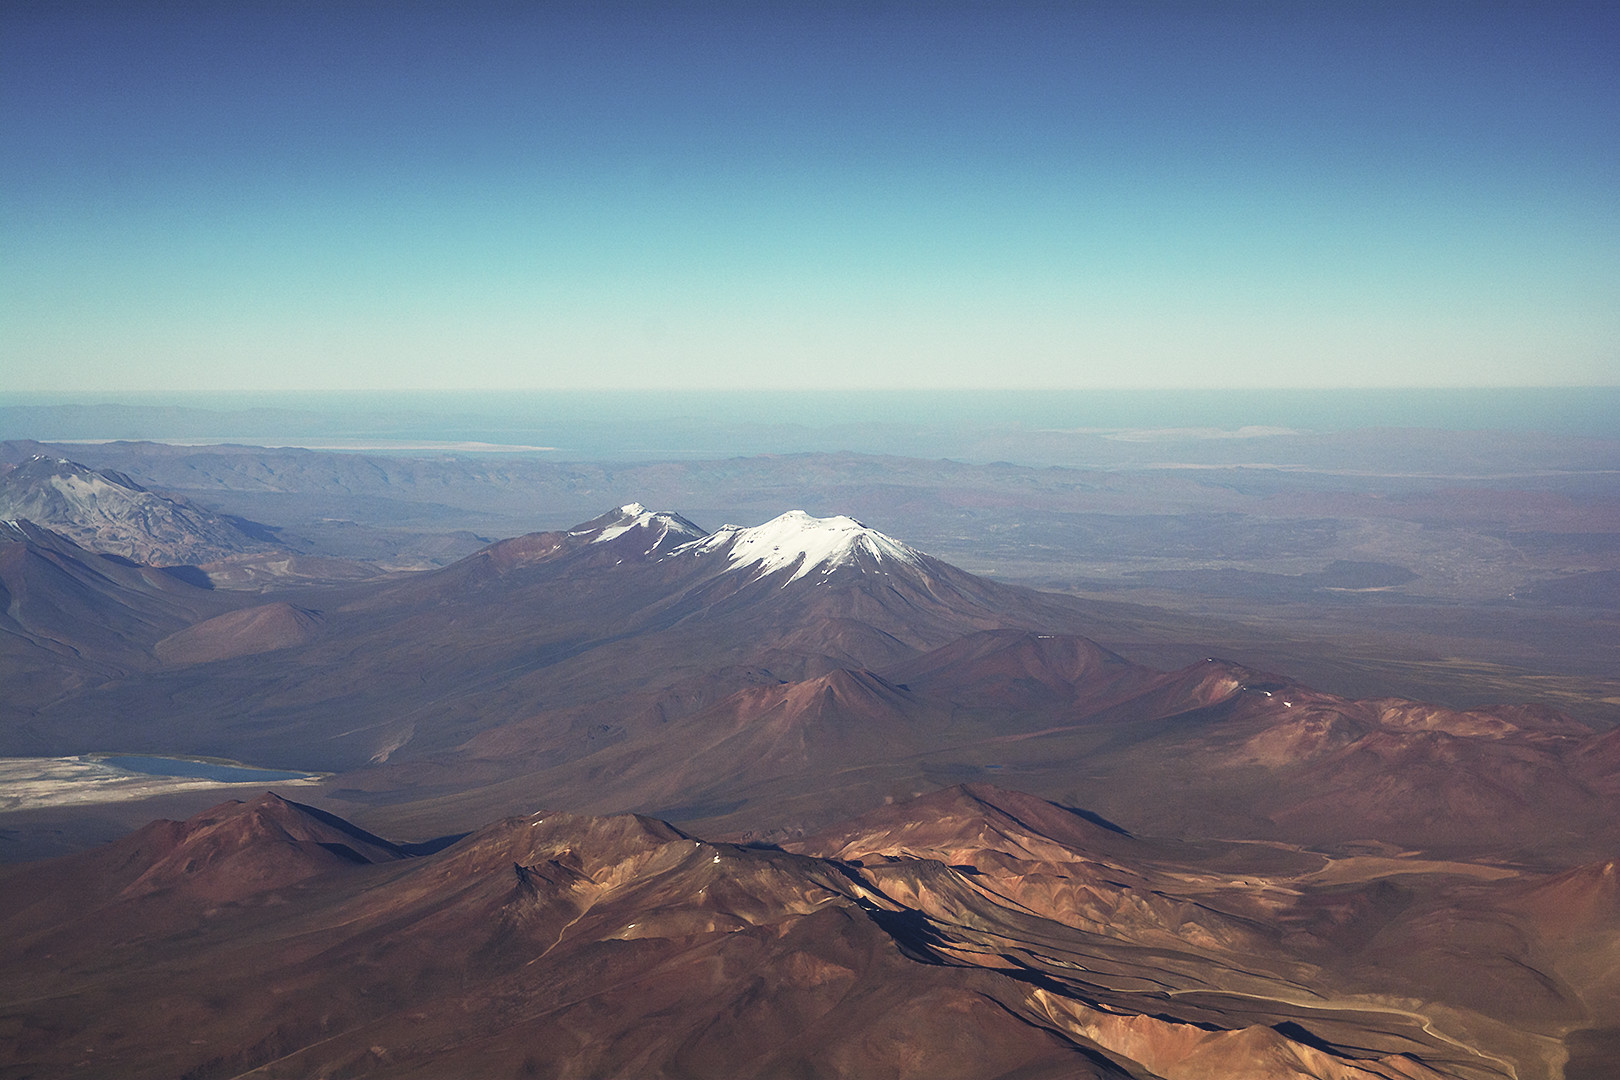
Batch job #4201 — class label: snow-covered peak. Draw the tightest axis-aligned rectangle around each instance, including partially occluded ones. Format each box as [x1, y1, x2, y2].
[573, 503, 707, 552]
[678, 510, 924, 584]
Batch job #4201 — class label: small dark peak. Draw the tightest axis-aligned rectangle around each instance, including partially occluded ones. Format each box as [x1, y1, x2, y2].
[192, 797, 251, 823]
[882, 628, 1137, 698]
[244, 792, 407, 859]
[817, 667, 889, 698]
[773, 667, 913, 721]
[1177, 657, 1292, 699]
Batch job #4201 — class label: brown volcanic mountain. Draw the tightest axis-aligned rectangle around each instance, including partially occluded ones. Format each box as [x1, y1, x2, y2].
[8, 505, 1619, 869]
[0, 520, 220, 653]
[153, 601, 325, 666]
[0, 520, 233, 728]
[1, 786, 1600, 1079]
[4, 507, 1121, 771]
[344, 629, 1620, 864]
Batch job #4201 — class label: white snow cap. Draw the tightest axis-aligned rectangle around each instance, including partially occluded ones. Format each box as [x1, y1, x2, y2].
[682, 510, 923, 583]
[587, 503, 706, 548]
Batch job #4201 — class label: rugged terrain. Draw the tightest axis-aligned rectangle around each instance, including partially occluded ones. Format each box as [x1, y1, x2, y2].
[7, 504, 1617, 865]
[5, 434, 1615, 723]
[3, 785, 1613, 1080]
[1, 442, 1617, 1077]
[0, 455, 285, 566]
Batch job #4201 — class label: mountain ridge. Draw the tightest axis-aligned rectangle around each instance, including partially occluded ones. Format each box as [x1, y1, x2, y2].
[0, 454, 284, 566]
[6, 503, 1614, 866]
[0, 784, 1582, 1079]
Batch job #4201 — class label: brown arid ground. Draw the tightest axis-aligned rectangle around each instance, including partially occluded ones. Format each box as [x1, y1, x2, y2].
[2, 786, 1611, 1080]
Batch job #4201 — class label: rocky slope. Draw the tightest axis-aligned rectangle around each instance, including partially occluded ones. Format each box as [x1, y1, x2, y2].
[0, 454, 283, 566]
[3, 786, 1592, 1080]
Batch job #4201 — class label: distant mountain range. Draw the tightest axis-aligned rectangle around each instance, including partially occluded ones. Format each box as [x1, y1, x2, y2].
[3, 502, 1618, 1076]
[0, 454, 284, 566]
[5, 503, 1616, 861]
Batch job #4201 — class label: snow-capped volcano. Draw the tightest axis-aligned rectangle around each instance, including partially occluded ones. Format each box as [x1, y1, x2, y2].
[573, 503, 707, 553]
[673, 510, 925, 584]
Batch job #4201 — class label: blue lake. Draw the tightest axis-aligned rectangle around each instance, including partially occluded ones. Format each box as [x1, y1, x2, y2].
[99, 756, 314, 783]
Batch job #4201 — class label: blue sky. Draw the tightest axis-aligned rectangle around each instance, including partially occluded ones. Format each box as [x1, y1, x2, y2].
[4, 1, 1616, 391]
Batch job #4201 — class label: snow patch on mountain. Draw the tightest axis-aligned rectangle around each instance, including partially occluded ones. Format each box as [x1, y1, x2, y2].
[678, 510, 924, 584]
[582, 503, 707, 552]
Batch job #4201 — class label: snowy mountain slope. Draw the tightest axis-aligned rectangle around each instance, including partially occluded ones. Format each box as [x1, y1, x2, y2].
[578, 502, 707, 551]
[672, 510, 926, 584]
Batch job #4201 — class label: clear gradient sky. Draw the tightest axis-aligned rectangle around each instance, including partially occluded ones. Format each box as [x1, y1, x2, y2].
[3, 1, 1616, 392]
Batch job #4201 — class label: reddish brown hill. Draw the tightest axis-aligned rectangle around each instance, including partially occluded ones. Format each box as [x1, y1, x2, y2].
[0, 794, 409, 965]
[112, 792, 405, 900]
[884, 629, 1154, 709]
[154, 601, 324, 665]
[2, 787, 1568, 1079]
[466, 668, 944, 830]
[1512, 858, 1620, 934]
[791, 782, 1144, 870]
[1258, 720, 1602, 857]
[1573, 725, 1620, 795]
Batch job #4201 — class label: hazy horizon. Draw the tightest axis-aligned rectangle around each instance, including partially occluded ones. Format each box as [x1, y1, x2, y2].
[4, 388, 1618, 466]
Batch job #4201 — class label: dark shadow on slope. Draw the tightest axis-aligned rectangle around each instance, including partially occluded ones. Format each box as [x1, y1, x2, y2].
[278, 796, 407, 856]
[863, 904, 954, 964]
[1272, 1021, 1344, 1055]
[160, 564, 215, 588]
[398, 832, 471, 856]
[217, 512, 289, 546]
[1053, 803, 1134, 837]
[316, 842, 373, 865]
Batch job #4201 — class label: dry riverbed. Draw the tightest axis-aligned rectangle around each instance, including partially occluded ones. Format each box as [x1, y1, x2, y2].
[0, 756, 322, 811]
